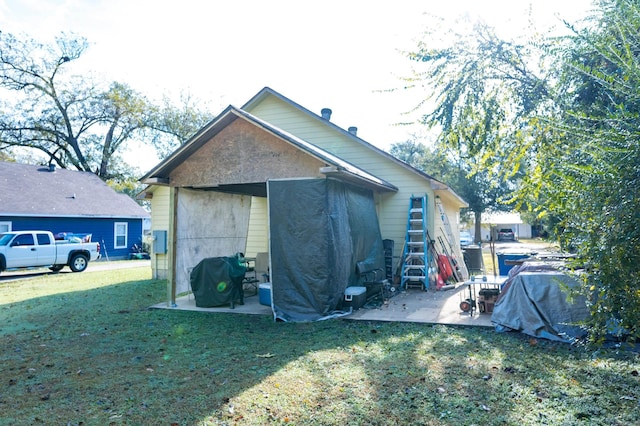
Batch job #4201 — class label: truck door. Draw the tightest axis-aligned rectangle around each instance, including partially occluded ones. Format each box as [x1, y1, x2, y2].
[6, 233, 36, 268]
[36, 232, 56, 265]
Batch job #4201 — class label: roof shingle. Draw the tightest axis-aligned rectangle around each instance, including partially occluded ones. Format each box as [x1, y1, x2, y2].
[0, 162, 149, 218]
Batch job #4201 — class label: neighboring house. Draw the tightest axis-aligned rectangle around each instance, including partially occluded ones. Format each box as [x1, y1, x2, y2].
[480, 212, 533, 241]
[140, 87, 468, 320]
[0, 161, 149, 259]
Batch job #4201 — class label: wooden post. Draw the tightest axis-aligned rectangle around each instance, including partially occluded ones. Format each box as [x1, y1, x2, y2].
[167, 186, 178, 307]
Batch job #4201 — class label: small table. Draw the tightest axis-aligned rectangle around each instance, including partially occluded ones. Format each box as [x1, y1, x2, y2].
[460, 275, 508, 315]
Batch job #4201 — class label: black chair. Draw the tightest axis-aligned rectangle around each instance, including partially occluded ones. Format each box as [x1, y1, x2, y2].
[356, 261, 388, 302]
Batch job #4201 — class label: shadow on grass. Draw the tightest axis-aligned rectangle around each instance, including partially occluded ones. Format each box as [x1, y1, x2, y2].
[1, 271, 639, 425]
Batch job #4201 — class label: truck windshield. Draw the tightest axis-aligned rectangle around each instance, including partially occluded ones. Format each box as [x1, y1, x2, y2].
[0, 233, 15, 246]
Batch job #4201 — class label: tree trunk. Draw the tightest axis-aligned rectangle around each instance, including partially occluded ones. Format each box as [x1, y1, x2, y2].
[474, 210, 482, 244]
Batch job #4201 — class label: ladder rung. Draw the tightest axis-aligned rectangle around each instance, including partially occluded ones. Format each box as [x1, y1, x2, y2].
[402, 275, 425, 280]
[404, 264, 425, 269]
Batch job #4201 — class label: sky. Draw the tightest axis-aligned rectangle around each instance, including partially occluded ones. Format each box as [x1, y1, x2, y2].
[0, 0, 593, 170]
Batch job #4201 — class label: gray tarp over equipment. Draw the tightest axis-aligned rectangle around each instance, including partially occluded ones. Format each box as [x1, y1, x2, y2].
[491, 268, 590, 342]
[189, 256, 246, 308]
[268, 179, 385, 322]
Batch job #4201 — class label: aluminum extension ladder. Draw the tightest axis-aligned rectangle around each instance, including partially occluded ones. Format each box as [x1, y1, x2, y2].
[400, 195, 429, 290]
[435, 196, 469, 280]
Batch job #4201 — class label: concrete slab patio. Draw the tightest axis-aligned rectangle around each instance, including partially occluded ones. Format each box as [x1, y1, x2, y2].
[151, 283, 497, 327]
[150, 240, 558, 327]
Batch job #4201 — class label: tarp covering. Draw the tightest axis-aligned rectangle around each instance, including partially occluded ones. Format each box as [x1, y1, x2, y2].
[268, 178, 385, 322]
[189, 256, 246, 308]
[491, 268, 590, 342]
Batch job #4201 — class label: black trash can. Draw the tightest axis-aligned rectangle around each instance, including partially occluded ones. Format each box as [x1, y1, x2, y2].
[463, 245, 483, 275]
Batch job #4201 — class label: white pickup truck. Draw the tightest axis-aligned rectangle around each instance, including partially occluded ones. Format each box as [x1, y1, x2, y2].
[0, 230, 101, 273]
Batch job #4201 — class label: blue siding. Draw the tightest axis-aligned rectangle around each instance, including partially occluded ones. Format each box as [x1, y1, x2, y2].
[0, 216, 143, 259]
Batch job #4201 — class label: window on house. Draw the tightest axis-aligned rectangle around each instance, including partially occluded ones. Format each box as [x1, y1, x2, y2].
[114, 222, 128, 249]
[0, 222, 11, 233]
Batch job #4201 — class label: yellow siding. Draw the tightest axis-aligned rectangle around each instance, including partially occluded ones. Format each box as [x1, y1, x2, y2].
[247, 96, 440, 262]
[245, 196, 269, 257]
[149, 185, 170, 279]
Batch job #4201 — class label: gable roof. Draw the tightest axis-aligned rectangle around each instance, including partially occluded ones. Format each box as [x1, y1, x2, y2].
[0, 161, 149, 219]
[141, 106, 398, 193]
[243, 87, 466, 206]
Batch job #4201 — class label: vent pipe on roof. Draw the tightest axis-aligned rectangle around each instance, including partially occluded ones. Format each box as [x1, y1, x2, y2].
[321, 108, 332, 120]
[348, 126, 358, 136]
[49, 163, 56, 172]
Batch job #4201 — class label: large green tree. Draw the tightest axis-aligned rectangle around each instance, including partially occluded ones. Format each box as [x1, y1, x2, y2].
[404, 1, 640, 342]
[390, 139, 515, 243]
[0, 32, 211, 180]
[399, 17, 550, 244]
[533, 0, 640, 342]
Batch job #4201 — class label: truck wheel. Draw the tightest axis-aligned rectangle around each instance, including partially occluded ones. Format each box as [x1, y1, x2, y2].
[69, 254, 88, 272]
[49, 265, 64, 272]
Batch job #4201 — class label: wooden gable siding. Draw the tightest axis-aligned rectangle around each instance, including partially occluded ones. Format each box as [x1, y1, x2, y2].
[170, 119, 325, 187]
[246, 95, 437, 259]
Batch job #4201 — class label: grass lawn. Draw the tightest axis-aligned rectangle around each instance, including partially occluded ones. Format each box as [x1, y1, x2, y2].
[1, 267, 638, 425]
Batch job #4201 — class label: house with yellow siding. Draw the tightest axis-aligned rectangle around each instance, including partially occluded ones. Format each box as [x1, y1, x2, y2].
[140, 87, 467, 321]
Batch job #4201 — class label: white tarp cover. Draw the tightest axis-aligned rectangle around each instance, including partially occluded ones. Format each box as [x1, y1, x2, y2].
[491, 270, 590, 342]
[175, 189, 251, 296]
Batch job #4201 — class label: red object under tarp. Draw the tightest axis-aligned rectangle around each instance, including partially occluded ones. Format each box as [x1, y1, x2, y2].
[438, 254, 453, 280]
